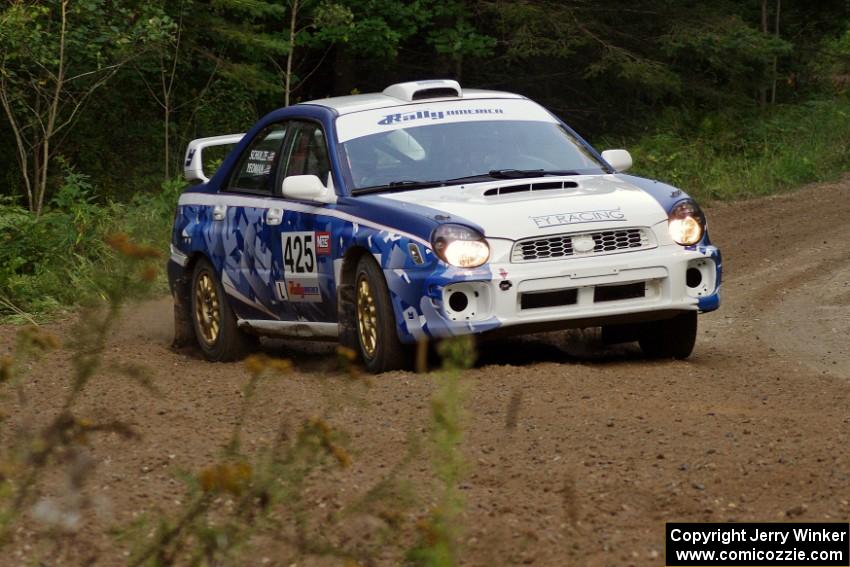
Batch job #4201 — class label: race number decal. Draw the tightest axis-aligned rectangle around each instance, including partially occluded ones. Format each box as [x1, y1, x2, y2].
[282, 232, 316, 275]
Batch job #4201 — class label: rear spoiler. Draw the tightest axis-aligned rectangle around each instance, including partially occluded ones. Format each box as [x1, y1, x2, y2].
[183, 133, 244, 183]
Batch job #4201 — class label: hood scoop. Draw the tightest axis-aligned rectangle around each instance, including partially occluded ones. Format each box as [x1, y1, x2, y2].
[483, 180, 578, 197]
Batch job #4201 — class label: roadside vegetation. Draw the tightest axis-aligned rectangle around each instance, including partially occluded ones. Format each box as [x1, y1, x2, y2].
[623, 98, 850, 201]
[0, 173, 181, 320]
[1, 1, 849, 320]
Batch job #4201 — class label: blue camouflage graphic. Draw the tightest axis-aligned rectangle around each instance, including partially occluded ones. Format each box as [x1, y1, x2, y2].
[173, 196, 500, 344]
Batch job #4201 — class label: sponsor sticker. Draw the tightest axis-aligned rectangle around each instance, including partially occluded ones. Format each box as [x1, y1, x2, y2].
[335, 99, 559, 143]
[316, 231, 331, 255]
[530, 208, 626, 229]
[275, 281, 289, 300]
[278, 276, 322, 303]
[377, 107, 504, 126]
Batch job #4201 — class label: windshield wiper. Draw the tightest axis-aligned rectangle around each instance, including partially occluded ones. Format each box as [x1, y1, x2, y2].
[353, 170, 584, 195]
[353, 179, 446, 195]
[442, 169, 582, 183]
[487, 169, 581, 179]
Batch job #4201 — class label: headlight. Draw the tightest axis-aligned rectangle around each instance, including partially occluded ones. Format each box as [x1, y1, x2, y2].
[668, 200, 705, 246]
[431, 224, 490, 268]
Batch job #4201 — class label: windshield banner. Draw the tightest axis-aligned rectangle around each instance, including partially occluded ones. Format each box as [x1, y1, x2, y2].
[335, 98, 559, 143]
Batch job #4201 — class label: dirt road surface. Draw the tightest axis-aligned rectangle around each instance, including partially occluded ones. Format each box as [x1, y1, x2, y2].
[3, 178, 850, 566]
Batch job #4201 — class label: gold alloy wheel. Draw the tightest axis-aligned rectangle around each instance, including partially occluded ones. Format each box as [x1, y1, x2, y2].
[356, 274, 378, 359]
[194, 272, 221, 345]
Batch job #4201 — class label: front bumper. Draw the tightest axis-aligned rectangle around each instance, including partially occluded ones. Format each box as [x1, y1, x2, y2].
[393, 243, 721, 342]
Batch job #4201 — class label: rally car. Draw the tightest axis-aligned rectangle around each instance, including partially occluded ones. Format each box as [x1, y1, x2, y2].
[168, 79, 721, 372]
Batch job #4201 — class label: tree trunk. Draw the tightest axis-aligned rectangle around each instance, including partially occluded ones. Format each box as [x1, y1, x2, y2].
[31, 111, 41, 214]
[34, 0, 68, 215]
[284, 0, 298, 107]
[31, 145, 40, 214]
[760, 0, 768, 106]
[0, 84, 34, 211]
[770, 0, 781, 104]
[164, 102, 171, 180]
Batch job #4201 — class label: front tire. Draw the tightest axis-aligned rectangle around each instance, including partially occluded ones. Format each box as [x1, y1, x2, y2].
[638, 311, 697, 359]
[190, 259, 252, 362]
[353, 255, 409, 373]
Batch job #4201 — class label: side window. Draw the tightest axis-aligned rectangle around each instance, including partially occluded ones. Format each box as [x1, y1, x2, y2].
[284, 123, 331, 183]
[229, 123, 288, 193]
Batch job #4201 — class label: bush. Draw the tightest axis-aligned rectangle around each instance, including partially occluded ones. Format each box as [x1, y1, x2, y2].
[610, 97, 850, 201]
[0, 171, 181, 321]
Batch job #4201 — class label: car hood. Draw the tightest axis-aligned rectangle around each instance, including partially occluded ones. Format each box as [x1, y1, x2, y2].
[378, 174, 669, 240]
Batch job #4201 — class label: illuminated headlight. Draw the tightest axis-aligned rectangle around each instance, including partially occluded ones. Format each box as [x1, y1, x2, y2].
[431, 224, 490, 268]
[668, 200, 706, 246]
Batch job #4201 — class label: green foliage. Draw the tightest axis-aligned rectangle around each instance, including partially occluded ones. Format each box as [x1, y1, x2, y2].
[659, 13, 792, 104]
[0, 0, 174, 212]
[620, 98, 850, 201]
[0, 171, 180, 321]
[425, 1, 496, 62]
[810, 29, 850, 93]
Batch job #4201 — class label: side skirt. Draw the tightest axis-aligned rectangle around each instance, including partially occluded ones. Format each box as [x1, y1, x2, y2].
[238, 319, 339, 341]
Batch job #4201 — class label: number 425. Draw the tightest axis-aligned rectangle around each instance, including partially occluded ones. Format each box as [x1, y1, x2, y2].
[282, 232, 315, 274]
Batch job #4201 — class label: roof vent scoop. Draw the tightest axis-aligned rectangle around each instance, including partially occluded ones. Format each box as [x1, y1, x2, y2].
[383, 79, 462, 102]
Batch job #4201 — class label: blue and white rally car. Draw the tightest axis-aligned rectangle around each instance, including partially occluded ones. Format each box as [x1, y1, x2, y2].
[168, 79, 721, 372]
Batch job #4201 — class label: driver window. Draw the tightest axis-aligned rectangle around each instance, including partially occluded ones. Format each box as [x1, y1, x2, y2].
[284, 122, 331, 184]
[229, 123, 288, 193]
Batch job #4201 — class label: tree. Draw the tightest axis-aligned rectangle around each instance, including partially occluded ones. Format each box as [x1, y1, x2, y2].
[135, 0, 218, 180]
[0, 0, 172, 213]
[204, 0, 357, 106]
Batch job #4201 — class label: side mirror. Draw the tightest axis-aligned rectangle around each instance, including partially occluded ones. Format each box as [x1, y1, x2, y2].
[281, 174, 336, 204]
[601, 149, 633, 173]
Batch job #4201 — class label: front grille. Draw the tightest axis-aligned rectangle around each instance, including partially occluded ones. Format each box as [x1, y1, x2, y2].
[511, 228, 653, 263]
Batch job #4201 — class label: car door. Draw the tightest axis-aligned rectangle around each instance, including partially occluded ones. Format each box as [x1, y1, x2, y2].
[270, 120, 337, 323]
[218, 122, 291, 321]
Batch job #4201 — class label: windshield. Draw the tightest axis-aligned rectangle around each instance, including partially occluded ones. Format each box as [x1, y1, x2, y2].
[340, 118, 607, 192]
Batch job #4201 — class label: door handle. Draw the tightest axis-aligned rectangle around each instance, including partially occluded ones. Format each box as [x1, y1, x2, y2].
[212, 204, 226, 221]
[266, 208, 283, 226]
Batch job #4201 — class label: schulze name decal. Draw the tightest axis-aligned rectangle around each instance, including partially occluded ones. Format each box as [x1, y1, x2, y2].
[530, 208, 626, 229]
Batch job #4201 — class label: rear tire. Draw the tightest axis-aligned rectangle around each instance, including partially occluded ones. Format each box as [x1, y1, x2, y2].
[353, 255, 409, 373]
[638, 311, 697, 360]
[190, 259, 252, 362]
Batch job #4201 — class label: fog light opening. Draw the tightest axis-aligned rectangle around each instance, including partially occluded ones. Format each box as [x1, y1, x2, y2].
[448, 291, 469, 312]
[686, 267, 703, 288]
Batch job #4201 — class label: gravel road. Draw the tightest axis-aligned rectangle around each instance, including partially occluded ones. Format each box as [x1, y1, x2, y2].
[3, 177, 850, 566]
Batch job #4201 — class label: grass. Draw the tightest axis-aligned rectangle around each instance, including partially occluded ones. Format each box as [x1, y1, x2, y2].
[0, 170, 182, 321]
[606, 97, 850, 202]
